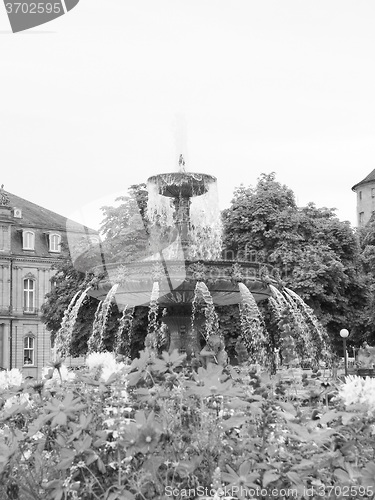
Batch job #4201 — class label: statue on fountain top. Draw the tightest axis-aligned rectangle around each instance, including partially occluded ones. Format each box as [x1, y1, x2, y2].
[178, 154, 186, 173]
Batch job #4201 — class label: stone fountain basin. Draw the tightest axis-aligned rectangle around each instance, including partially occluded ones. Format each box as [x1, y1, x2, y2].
[147, 172, 217, 198]
[87, 259, 272, 308]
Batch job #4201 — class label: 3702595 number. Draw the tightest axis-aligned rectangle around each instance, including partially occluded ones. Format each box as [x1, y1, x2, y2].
[5, 3, 62, 14]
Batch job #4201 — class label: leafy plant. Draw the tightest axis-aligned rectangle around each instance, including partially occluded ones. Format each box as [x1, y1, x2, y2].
[1, 351, 375, 499]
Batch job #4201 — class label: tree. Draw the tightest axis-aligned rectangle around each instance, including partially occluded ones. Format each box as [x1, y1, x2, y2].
[222, 173, 367, 350]
[99, 183, 149, 265]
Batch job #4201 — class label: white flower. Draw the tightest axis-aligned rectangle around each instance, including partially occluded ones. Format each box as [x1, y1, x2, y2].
[338, 375, 364, 406]
[0, 369, 23, 390]
[103, 418, 115, 427]
[86, 351, 116, 371]
[3, 392, 32, 411]
[21, 449, 32, 461]
[86, 352, 125, 382]
[360, 377, 375, 412]
[339, 375, 375, 413]
[32, 431, 44, 440]
[0, 371, 9, 390]
[42, 364, 75, 388]
[7, 369, 23, 387]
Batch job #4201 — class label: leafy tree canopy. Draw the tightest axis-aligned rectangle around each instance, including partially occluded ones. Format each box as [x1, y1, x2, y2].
[222, 173, 368, 347]
[99, 183, 149, 265]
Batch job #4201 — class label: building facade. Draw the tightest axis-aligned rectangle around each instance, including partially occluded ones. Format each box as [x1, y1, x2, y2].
[352, 168, 375, 227]
[0, 187, 97, 379]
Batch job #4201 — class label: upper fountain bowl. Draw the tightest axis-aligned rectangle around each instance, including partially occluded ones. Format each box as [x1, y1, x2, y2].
[147, 172, 217, 198]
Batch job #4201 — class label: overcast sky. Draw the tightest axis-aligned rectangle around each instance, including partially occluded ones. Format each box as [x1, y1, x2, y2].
[1, 1, 374, 231]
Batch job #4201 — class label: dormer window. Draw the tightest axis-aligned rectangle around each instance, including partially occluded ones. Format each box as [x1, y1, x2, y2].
[23, 230, 35, 250]
[49, 233, 61, 252]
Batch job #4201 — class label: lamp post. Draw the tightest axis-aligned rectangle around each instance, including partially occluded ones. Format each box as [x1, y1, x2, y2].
[340, 329, 349, 376]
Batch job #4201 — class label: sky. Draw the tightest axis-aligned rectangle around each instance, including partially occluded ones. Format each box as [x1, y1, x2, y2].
[1, 1, 375, 232]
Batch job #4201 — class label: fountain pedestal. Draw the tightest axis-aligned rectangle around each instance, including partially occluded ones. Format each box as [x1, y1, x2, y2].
[162, 313, 201, 358]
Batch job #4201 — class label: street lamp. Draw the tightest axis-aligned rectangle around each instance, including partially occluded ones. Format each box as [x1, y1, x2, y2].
[340, 329, 350, 376]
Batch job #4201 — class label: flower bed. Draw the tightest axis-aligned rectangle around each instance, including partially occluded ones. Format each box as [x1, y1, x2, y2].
[1, 352, 375, 499]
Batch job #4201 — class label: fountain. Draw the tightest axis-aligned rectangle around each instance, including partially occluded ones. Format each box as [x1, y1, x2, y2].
[55, 157, 333, 370]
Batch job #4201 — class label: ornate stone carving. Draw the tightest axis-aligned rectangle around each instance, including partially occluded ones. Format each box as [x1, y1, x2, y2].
[24, 272, 36, 280]
[229, 263, 244, 283]
[151, 262, 164, 282]
[0, 185, 10, 206]
[188, 262, 207, 281]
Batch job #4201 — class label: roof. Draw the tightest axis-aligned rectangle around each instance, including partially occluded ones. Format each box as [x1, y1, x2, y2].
[1, 189, 97, 234]
[352, 168, 375, 191]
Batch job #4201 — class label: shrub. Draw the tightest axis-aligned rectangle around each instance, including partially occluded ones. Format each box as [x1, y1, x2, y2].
[0, 351, 375, 499]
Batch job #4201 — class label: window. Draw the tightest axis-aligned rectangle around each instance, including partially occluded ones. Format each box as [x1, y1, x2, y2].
[49, 233, 61, 252]
[359, 191, 362, 200]
[359, 212, 365, 225]
[24, 336, 34, 365]
[23, 230, 35, 250]
[23, 279, 35, 313]
[372, 188, 375, 198]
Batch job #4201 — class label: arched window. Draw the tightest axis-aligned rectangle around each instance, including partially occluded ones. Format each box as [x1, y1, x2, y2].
[49, 233, 61, 252]
[23, 279, 35, 313]
[24, 336, 35, 365]
[23, 230, 35, 250]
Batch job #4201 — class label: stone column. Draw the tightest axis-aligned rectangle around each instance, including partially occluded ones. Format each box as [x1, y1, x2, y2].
[0, 324, 3, 368]
[1, 322, 9, 369]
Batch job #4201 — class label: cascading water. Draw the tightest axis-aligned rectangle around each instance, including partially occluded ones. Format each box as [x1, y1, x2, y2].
[87, 283, 119, 354]
[147, 172, 222, 260]
[147, 180, 175, 227]
[158, 309, 169, 350]
[275, 287, 316, 364]
[114, 306, 135, 358]
[192, 282, 220, 342]
[188, 183, 223, 260]
[284, 287, 332, 363]
[55, 288, 91, 358]
[54, 290, 80, 358]
[87, 300, 104, 354]
[191, 281, 227, 363]
[238, 282, 271, 368]
[268, 285, 288, 309]
[145, 282, 160, 351]
[269, 284, 331, 367]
